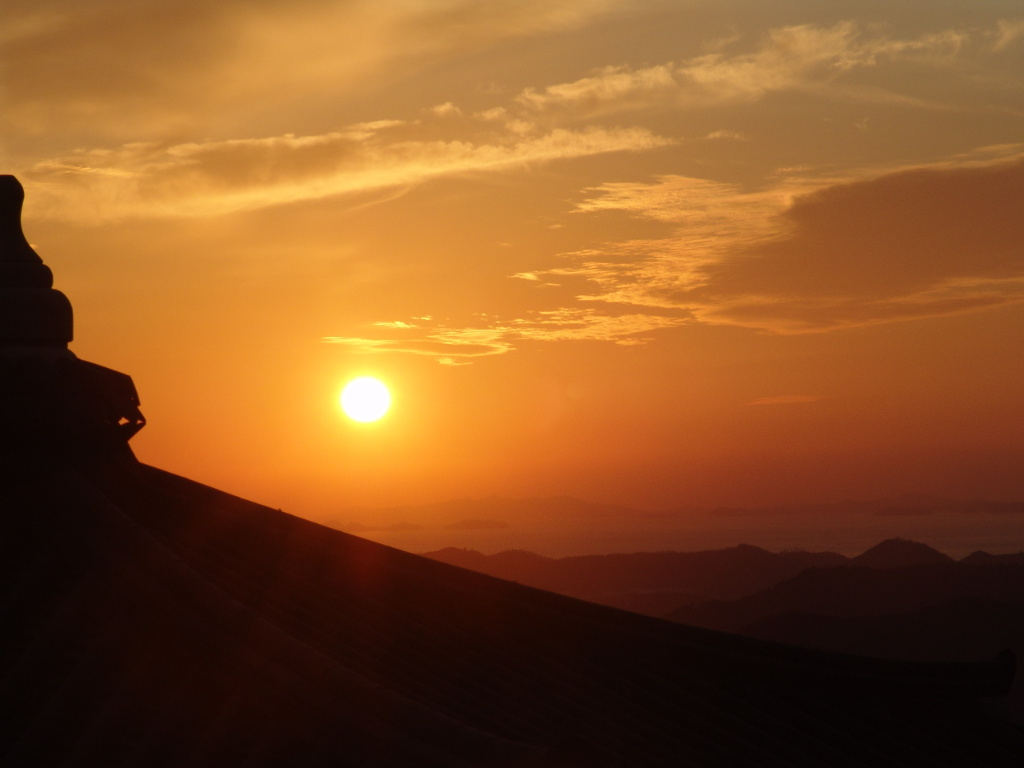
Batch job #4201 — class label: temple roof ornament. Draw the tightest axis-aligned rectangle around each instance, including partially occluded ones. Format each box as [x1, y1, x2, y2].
[0, 175, 144, 459]
[0, 175, 73, 349]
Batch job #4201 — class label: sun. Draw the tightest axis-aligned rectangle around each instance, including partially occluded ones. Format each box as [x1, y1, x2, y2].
[340, 377, 391, 423]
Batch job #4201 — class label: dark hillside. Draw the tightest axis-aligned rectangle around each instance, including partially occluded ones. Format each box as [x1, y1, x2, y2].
[745, 598, 1024, 727]
[668, 562, 1024, 632]
[667, 560, 1024, 726]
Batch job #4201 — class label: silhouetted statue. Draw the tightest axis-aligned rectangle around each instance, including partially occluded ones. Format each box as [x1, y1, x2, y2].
[0, 175, 144, 462]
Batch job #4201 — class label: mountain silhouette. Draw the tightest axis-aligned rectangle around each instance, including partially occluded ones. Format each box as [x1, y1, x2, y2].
[423, 545, 847, 616]
[3, 175, 1023, 766]
[851, 537, 954, 568]
[668, 561, 1024, 631]
[962, 550, 1024, 566]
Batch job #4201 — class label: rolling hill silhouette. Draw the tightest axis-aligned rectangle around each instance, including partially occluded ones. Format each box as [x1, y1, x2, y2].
[850, 537, 954, 568]
[667, 560, 1024, 632]
[423, 545, 847, 616]
[3, 174, 1023, 766]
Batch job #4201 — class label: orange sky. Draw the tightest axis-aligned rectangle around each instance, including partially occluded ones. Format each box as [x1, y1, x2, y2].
[4, 1, 1024, 522]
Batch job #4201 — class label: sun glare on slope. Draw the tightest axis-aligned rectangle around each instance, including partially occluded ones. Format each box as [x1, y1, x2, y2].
[340, 377, 391, 423]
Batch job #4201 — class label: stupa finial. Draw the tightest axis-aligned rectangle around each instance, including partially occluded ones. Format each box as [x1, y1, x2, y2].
[0, 175, 144, 459]
[0, 175, 44, 264]
[0, 175, 73, 348]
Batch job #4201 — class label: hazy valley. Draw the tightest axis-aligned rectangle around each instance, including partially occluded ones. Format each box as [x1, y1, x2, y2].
[332, 495, 1024, 558]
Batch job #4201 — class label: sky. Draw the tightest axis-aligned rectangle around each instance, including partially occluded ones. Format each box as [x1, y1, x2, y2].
[4, 0, 1024, 527]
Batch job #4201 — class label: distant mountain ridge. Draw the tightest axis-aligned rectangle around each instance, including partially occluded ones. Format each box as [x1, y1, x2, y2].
[424, 538, 1024, 725]
[422, 538, 970, 615]
[851, 537, 953, 568]
[424, 544, 849, 616]
[333, 494, 1024, 560]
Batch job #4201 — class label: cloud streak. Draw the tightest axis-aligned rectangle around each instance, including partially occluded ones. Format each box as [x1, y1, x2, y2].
[516, 20, 1020, 116]
[324, 307, 690, 364]
[26, 123, 671, 221]
[322, 148, 1024, 359]
[546, 150, 1024, 334]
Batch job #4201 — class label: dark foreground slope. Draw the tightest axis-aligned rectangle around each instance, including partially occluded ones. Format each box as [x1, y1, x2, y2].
[668, 557, 1024, 727]
[2, 461, 1022, 767]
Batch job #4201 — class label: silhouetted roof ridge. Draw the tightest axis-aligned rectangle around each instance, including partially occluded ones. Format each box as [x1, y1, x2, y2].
[1, 461, 546, 766]
[111, 463, 1022, 700]
[4, 433, 1022, 768]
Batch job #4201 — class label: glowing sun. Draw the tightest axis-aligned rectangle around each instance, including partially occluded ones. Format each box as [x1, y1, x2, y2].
[340, 377, 391, 423]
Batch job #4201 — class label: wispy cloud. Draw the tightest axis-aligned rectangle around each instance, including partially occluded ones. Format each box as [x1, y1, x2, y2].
[516, 20, 1019, 116]
[704, 130, 749, 141]
[545, 149, 1024, 334]
[27, 123, 671, 220]
[324, 307, 689, 364]
[17, 6, 1024, 364]
[518, 62, 679, 112]
[537, 175, 804, 310]
[322, 148, 1024, 359]
[993, 19, 1024, 51]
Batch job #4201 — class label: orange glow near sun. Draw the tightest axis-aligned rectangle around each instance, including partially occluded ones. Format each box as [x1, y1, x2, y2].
[340, 377, 391, 423]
